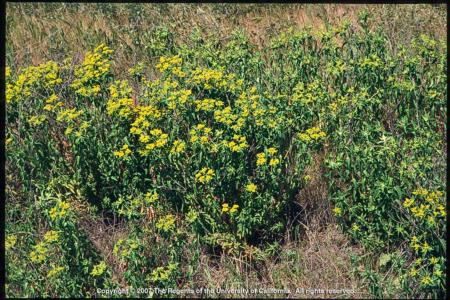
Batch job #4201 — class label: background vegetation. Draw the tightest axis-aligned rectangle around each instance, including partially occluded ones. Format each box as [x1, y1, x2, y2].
[6, 3, 447, 73]
[5, 3, 447, 299]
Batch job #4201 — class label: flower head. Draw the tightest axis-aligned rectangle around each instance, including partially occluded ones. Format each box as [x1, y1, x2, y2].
[333, 207, 342, 216]
[47, 266, 65, 278]
[222, 203, 229, 213]
[256, 153, 266, 166]
[43, 230, 59, 243]
[195, 168, 215, 184]
[269, 158, 280, 166]
[91, 261, 107, 276]
[229, 204, 239, 213]
[246, 183, 257, 193]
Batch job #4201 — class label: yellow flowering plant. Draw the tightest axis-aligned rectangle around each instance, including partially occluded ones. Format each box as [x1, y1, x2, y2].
[5, 14, 446, 298]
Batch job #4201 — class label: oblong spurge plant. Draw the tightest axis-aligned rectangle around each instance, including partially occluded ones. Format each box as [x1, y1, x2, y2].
[6, 16, 446, 298]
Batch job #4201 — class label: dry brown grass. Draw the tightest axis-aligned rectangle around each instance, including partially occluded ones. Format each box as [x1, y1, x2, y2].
[6, 3, 446, 72]
[72, 197, 130, 287]
[195, 224, 368, 299]
[296, 152, 332, 229]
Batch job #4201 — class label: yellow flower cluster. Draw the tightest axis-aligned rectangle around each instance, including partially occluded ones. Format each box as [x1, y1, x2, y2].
[30, 230, 60, 263]
[106, 97, 134, 118]
[6, 66, 11, 79]
[187, 67, 243, 92]
[190, 123, 212, 144]
[73, 121, 90, 138]
[214, 106, 239, 126]
[256, 147, 279, 167]
[253, 109, 267, 127]
[223, 134, 248, 152]
[222, 203, 239, 214]
[113, 238, 139, 259]
[71, 43, 113, 97]
[137, 128, 168, 156]
[333, 207, 342, 216]
[235, 88, 254, 118]
[420, 276, 432, 286]
[195, 167, 215, 184]
[64, 121, 89, 138]
[413, 187, 430, 197]
[91, 261, 107, 277]
[209, 143, 220, 154]
[65, 127, 74, 136]
[410, 236, 432, 254]
[329, 102, 338, 114]
[186, 209, 198, 223]
[189, 68, 225, 90]
[409, 267, 418, 277]
[49, 200, 71, 221]
[28, 115, 46, 126]
[43, 230, 60, 243]
[47, 266, 65, 278]
[5, 235, 17, 250]
[167, 89, 192, 110]
[326, 59, 348, 76]
[269, 158, 280, 166]
[6, 136, 13, 146]
[150, 263, 177, 283]
[232, 117, 246, 132]
[144, 191, 159, 204]
[160, 79, 179, 94]
[407, 234, 444, 285]
[194, 98, 224, 112]
[246, 182, 257, 193]
[56, 108, 84, 123]
[403, 198, 414, 208]
[171, 66, 186, 78]
[403, 189, 445, 224]
[114, 144, 132, 158]
[113, 194, 151, 218]
[170, 140, 186, 154]
[291, 80, 324, 105]
[6, 61, 62, 104]
[109, 80, 133, 99]
[130, 105, 163, 135]
[43, 94, 64, 112]
[30, 242, 48, 263]
[205, 232, 242, 255]
[298, 126, 327, 142]
[256, 152, 267, 166]
[156, 55, 182, 73]
[156, 214, 176, 232]
[237, 87, 280, 129]
[268, 147, 277, 155]
[429, 257, 439, 265]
